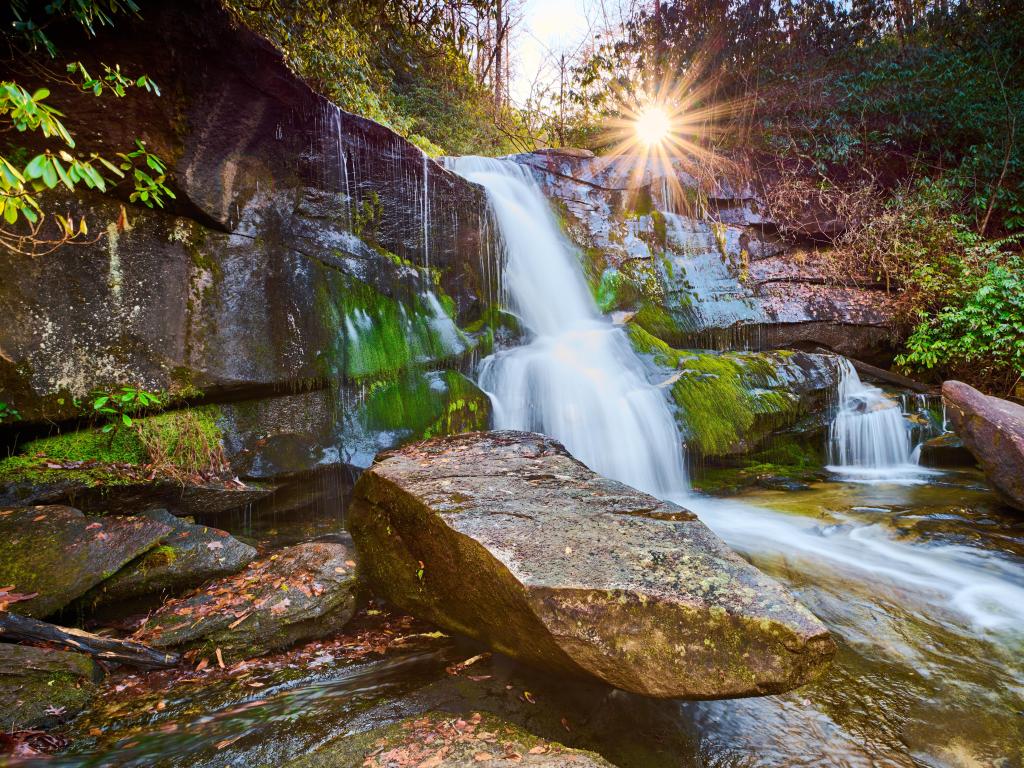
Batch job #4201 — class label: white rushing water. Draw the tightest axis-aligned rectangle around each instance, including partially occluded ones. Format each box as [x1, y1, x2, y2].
[446, 156, 688, 498]
[827, 359, 934, 482]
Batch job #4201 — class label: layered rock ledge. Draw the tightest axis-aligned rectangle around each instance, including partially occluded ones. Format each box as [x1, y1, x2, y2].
[350, 431, 835, 699]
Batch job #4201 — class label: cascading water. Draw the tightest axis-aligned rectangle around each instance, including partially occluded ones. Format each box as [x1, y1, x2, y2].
[826, 358, 931, 481]
[446, 156, 688, 498]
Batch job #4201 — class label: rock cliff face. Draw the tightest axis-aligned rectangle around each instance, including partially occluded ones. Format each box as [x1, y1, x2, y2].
[0, 0, 499, 513]
[512, 150, 898, 364]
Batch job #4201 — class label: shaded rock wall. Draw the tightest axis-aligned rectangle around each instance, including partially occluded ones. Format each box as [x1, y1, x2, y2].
[0, 0, 501, 514]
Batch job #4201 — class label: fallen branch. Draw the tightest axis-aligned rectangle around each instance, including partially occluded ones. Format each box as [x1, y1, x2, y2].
[0, 612, 179, 670]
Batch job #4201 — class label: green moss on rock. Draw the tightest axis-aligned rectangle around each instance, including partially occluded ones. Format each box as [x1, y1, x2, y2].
[627, 324, 806, 457]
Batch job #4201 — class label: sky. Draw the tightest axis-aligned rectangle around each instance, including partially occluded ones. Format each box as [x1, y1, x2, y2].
[510, 0, 596, 105]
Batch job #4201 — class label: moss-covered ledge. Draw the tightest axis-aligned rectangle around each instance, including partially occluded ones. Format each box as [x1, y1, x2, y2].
[626, 322, 840, 458]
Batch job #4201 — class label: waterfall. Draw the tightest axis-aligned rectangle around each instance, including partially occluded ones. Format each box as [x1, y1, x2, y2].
[827, 359, 929, 481]
[447, 156, 688, 498]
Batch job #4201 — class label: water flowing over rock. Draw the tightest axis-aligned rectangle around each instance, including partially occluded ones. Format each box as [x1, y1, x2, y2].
[447, 156, 688, 498]
[135, 540, 360, 660]
[510, 151, 898, 362]
[943, 380, 1024, 511]
[827, 359, 925, 482]
[350, 431, 835, 699]
[0, 506, 171, 618]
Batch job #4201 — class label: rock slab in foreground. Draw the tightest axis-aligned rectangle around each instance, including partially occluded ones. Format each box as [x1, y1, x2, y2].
[350, 431, 835, 699]
[135, 540, 359, 660]
[0, 644, 100, 730]
[284, 711, 616, 768]
[943, 380, 1024, 510]
[78, 508, 257, 609]
[0, 506, 171, 617]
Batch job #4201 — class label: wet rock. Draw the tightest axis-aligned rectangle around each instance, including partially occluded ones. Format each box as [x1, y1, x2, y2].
[0, 644, 100, 730]
[350, 431, 835, 699]
[77, 509, 256, 610]
[919, 433, 977, 468]
[0, 506, 170, 618]
[135, 540, 360, 661]
[943, 381, 1024, 510]
[283, 711, 616, 768]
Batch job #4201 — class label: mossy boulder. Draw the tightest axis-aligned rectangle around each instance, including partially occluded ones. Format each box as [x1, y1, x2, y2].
[0, 407, 271, 515]
[75, 509, 256, 610]
[0, 644, 101, 730]
[284, 711, 617, 768]
[0, 505, 171, 618]
[627, 323, 840, 458]
[135, 540, 360, 661]
[350, 431, 835, 699]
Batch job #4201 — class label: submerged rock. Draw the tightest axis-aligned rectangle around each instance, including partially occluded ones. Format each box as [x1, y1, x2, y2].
[76, 509, 256, 610]
[135, 540, 360, 660]
[0, 644, 100, 730]
[0, 506, 170, 618]
[943, 381, 1024, 510]
[283, 711, 616, 768]
[350, 431, 835, 699]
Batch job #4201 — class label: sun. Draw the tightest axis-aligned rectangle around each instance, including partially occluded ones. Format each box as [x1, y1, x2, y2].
[635, 105, 671, 146]
[593, 67, 748, 214]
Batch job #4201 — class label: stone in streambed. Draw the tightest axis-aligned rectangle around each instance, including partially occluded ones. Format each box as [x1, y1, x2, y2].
[283, 711, 616, 768]
[0, 505, 171, 618]
[0, 644, 100, 730]
[134, 540, 359, 660]
[943, 380, 1024, 510]
[350, 431, 835, 700]
[76, 509, 257, 610]
[918, 432, 977, 468]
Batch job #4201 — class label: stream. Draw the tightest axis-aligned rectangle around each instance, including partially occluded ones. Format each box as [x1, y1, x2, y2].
[15, 159, 1024, 767]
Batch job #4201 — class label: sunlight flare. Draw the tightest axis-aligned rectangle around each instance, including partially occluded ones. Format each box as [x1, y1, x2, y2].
[635, 105, 671, 146]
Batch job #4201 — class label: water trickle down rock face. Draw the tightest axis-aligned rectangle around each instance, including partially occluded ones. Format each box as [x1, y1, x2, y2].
[510, 150, 898, 364]
[351, 431, 836, 699]
[0, 0, 498, 512]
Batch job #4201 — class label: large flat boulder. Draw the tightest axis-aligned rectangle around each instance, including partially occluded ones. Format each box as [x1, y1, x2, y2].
[350, 431, 835, 699]
[943, 381, 1024, 510]
[134, 540, 360, 661]
[0, 644, 100, 730]
[0, 506, 170, 618]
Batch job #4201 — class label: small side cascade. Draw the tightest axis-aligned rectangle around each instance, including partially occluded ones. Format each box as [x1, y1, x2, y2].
[827, 359, 928, 480]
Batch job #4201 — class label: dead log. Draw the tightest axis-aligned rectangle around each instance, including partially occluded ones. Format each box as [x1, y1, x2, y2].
[0, 612, 179, 669]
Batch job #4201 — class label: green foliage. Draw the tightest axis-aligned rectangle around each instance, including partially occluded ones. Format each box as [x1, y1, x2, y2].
[10, 0, 140, 57]
[2, 2, 172, 255]
[899, 252, 1024, 394]
[116, 139, 175, 209]
[0, 401, 21, 423]
[226, 0, 516, 156]
[90, 386, 162, 433]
